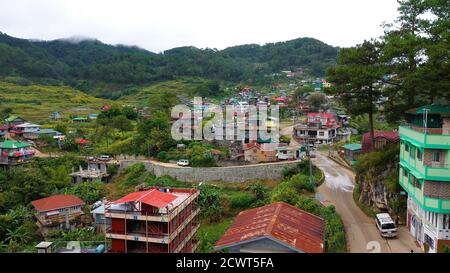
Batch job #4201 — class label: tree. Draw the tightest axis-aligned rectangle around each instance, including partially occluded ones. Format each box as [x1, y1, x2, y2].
[64, 181, 106, 204]
[307, 92, 328, 112]
[136, 111, 173, 156]
[327, 40, 384, 150]
[112, 115, 133, 135]
[291, 86, 314, 105]
[381, 0, 450, 122]
[0, 107, 12, 120]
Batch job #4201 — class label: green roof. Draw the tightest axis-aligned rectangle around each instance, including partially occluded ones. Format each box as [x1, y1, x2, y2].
[0, 140, 31, 149]
[342, 143, 362, 151]
[406, 104, 450, 115]
[5, 115, 24, 122]
[72, 117, 88, 120]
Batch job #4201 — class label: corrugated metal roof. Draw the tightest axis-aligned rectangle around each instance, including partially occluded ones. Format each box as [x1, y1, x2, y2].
[215, 202, 325, 253]
[361, 131, 399, 152]
[112, 189, 177, 208]
[342, 143, 362, 151]
[406, 104, 450, 115]
[32, 194, 85, 212]
[0, 140, 31, 149]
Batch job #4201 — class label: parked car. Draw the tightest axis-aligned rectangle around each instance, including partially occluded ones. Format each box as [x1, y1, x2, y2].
[177, 159, 189, 166]
[98, 155, 111, 161]
[375, 213, 398, 238]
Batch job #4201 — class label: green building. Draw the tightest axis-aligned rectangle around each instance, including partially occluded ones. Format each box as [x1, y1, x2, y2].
[398, 104, 450, 253]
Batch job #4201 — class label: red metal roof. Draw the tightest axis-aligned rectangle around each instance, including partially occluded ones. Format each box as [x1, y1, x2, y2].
[215, 202, 325, 253]
[75, 138, 90, 145]
[32, 194, 85, 212]
[112, 189, 177, 208]
[307, 112, 334, 118]
[361, 131, 399, 152]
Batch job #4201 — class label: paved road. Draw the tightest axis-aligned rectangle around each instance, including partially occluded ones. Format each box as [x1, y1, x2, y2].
[279, 125, 421, 253]
[313, 152, 422, 253]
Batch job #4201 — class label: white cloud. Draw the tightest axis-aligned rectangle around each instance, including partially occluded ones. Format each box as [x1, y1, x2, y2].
[0, 0, 400, 52]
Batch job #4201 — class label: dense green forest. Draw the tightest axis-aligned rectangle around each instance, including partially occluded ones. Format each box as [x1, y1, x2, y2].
[0, 32, 337, 97]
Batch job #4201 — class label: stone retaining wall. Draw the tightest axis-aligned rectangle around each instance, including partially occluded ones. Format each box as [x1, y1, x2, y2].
[118, 160, 301, 183]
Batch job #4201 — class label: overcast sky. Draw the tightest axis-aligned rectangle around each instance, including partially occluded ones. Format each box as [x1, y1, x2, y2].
[0, 0, 400, 52]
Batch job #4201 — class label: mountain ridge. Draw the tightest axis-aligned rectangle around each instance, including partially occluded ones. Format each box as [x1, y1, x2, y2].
[0, 31, 338, 97]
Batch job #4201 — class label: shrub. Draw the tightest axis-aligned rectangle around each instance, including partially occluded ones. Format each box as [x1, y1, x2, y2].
[229, 192, 256, 209]
[270, 182, 300, 204]
[197, 184, 225, 223]
[289, 174, 316, 192]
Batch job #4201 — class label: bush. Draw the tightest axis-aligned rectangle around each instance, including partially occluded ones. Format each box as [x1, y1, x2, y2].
[157, 151, 169, 162]
[229, 192, 256, 209]
[289, 174, 316, 192]
[64, 181, 106, 204]
[270, 182, 300, 204]
[197, 184, 225, 223]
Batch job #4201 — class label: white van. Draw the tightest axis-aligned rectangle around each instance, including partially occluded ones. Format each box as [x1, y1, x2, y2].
[177, 159, 189, 167]
[375, 213, 398, 238]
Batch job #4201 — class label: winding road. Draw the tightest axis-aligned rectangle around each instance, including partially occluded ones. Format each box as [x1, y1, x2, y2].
[281, 125, 421, 253]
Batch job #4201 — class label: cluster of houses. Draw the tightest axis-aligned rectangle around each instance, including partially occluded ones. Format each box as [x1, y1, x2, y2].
[32, 186, 325, 254]
[1, 115, 64, 141]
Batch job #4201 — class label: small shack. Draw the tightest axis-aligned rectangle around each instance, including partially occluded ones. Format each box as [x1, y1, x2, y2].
[341, 143, 362, 165]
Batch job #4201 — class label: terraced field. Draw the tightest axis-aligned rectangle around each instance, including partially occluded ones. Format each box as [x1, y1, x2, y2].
[0, 81, 109, 122]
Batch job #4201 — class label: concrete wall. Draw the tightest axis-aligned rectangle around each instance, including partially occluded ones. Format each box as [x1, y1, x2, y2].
[118, 160, 301, 183]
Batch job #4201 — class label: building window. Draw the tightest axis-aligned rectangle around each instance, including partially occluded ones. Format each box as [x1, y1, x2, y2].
[443, 214, 450, 230]
[417, 149, 422, 161]
[424, 234, 435, 250]
[432, 152, 440, 162]
[403, 168, 408, 177]
[405, 144, 409, 152]
[410, 175, 421, 189]
[319, 132, 324, 137]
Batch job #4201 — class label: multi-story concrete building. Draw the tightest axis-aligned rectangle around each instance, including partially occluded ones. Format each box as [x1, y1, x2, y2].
[293, 113, 338, 145]
[0, 140, 35, 165]
[398, 104, 450, 253]
[105, 187, 200, 253]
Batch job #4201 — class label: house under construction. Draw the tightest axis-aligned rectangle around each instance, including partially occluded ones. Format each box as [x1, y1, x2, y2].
[105, 187, 200, 253]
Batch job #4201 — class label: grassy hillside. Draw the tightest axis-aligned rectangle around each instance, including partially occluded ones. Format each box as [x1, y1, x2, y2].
[0, 81, 108, 122]
[118, 77, 221, 106]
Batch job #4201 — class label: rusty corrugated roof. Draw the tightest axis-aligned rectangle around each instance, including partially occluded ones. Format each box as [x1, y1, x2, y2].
[215, 202, 325, 253]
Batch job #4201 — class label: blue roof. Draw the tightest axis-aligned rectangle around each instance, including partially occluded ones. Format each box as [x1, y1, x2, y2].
[342, 143, 362, 151]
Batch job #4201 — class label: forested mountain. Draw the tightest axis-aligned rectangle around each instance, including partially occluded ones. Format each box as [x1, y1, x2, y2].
[0, 32, 338, 87]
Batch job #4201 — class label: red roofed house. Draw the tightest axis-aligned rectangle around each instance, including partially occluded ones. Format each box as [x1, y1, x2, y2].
[105, 187, 200, 253]
[361, 131, 400, 153]
[215, 202, 325, 253]
[75, 138, 90, 146]
[101, 104, 111, 111]
[31, 194, 85, 234]
[243, 141, 285, 163]
[293, 112, 338, 145]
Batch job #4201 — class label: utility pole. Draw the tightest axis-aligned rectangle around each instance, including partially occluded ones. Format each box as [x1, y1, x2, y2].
[423, 108, 430, 134]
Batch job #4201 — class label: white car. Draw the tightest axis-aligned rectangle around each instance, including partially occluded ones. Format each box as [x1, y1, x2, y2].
[177, 159, 189, 166]
[98, 155, 112, 161]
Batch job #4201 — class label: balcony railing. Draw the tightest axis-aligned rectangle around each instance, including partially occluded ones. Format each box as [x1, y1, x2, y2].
[105, 191, 199, 222]
[426, 162, 448, 169]
[399, 125, 450, 148]
[403, 124, 443, 135]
